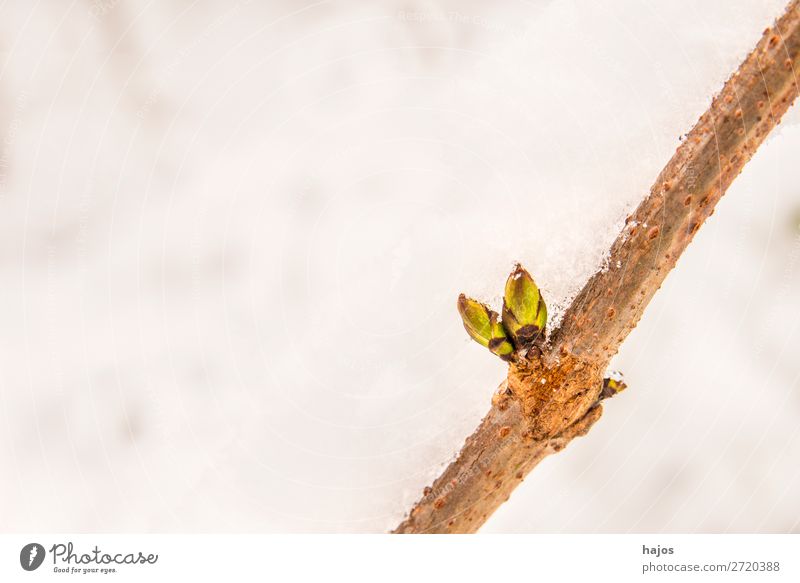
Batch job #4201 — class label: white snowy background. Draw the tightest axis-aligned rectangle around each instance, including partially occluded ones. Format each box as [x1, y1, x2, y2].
[1, 0, 799, 533]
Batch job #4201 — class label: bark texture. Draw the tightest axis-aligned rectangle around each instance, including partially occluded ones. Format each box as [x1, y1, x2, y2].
[394, 1, 800, 534]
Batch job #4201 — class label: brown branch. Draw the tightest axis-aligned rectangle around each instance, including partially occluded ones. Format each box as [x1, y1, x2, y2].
[394, 0, 800, 534]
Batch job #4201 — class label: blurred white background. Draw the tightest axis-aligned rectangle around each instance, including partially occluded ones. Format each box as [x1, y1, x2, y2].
[0, 0, 798, 533]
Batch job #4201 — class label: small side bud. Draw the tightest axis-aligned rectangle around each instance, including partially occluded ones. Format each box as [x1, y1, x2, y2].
[457, 294, 515, 362]
[502, 264, 547, 349]
[600, 372, 627, 400]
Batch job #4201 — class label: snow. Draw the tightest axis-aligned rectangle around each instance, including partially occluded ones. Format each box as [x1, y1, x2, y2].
[0, 0, 798, 532]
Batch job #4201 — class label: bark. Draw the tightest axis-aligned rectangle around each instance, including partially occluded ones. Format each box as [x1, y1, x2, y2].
[394, 0, 800, 534]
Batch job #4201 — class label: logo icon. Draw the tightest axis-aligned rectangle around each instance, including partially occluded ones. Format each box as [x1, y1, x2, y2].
[20, 543, 46, 571]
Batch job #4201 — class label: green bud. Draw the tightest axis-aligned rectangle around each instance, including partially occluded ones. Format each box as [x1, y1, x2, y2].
[502, 264, 547, 348]
[457, 294, 515, 361]
[457, 294, 492, 347]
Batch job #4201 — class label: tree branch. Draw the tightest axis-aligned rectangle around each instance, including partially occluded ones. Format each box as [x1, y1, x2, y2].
[394, 0, 800, 534]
